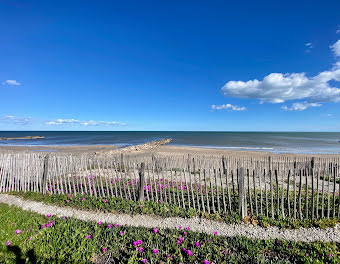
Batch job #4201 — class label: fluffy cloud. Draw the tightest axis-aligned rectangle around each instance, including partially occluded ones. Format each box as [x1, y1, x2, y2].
[45, 118, 126, 126]
[0, 115, 32, 125]
[211, 104, 247, 111]
[220, 40, 340, 109]
[281, 102, 321, 111]
[2, 80, 21, 86]
[330, 40, 340, 57]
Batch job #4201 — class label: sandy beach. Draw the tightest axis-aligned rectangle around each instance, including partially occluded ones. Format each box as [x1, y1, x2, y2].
[1, 143, 340, 158]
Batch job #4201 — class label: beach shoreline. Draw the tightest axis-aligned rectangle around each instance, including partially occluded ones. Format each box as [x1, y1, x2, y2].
[1, 144, 339, 157]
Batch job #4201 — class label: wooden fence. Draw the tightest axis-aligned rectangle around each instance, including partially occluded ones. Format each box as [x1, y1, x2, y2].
[0, 152, 339, 220]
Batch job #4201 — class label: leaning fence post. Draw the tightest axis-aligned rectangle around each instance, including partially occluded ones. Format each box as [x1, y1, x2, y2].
[42, 155, 49, 194]
[138, 162, 145, 201]
[238, 167, 245, 218]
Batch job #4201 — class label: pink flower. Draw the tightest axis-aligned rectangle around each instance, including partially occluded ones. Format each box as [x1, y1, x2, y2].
[46, 214, 52, 218]
[204, 260, 210, 264]
[141, 259, 147, 264]
[107, 224, 113, 228]
[167, 254, 171, 258]
[86, 235, 92, 239]
[137, 247, 144, 252]
[133, 240, 142, 246]
[29, 237, 32, 241]
[114, 224, 120, 227]
[213, 231, 218, 235]
[177, 240, 181, 244]
[120, 231, 124, 235]
[153, 248, 159, 254]
[67, 194, 71, 197]
[178, 237, 184, 242]
[186, 227, 190, 230]
[102, 248, 107, 252]
[66, 200, 70, 203]
[181, 247, 186, 252]
[187, 250, 193, 256]
[41, 224, 45, 229]
[6, 241, 11, 246]
[195, 242, 200, 247]
[62, 217, 66, 219]
[329, 254, 333, 258]
[184, 232, 187, 235]
[103, 199, 107, 203]
[305, 253, 309, 256]
[153, 228, 159, 234]
[97, 221, 102, 225]
[82, 198, 86, 201]
[15, 229, 22, 234]
[178, 226, 182, 229]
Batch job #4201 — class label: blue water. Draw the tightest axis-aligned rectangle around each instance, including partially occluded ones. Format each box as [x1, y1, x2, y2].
[0, 131, 339, 154]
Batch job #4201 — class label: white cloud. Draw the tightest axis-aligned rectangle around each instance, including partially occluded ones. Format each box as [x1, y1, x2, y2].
[0, 115, 32, 125]
[211, 104, 247, 111]
[330, 40, 340, 57]
[281, 102, 321, 111]
[2, 80, 21, 86]
[220, 40, 340, 108]
[336, 29, 340, 34]
[305, 42, 312, 46]
[327, 113, 332, 117]
[45, 118, 126, 126]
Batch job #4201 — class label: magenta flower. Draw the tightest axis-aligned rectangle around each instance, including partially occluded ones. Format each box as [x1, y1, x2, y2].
[213, 231, 218, 235]
[177, 240, 181, 244]
[181, 247, 186, 252]
[153, 248, 159, 254]
[67, 194, 71, 197]
[107, 224, 113, 228]
[184, 232, 187, 235]
[186, 226, 190, 230]
[103, 199, 107, 203]
[187, 250, 193, 256]
[46, 214, 52, 218]
[329, 254, 333, 258]
[29, 237, 32, 241]
[178, 226, 182, 229]
[114, 224, 120, 227]
[204, 260, 210, 264]
[167, 254, 171, 258]
[178, 237, 184, 242]
[277, 241, 281, 245]
[86, 235, 92, 239]
[41, 224, 45, 229]
[6, 241, 11, 246]
[15, 229, 22, 234]
[137, 247, 144, 252]
[66, 200, 70, 203]
[102, 248, 107, 252]
[62, 217, 66, 219]
[97, 221, 102, 225]
[133, 240, 142, 246]
[195, 242, 200, 247]
[305, 253, 309, 256]
[120, 231, 124, 235]
[141, 259, 147, 264]
[153, 228, 159, 234]
[82, 198, 86, 201]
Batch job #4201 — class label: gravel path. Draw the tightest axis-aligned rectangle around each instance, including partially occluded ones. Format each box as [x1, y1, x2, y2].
[1, 194, 339, 243]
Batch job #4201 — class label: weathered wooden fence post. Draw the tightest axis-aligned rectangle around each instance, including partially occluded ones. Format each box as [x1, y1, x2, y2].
[138, 162, 145, 201]
[42, 154, 49, 194]
[311, 157, 315, 220]
[238, 167, 245, 218]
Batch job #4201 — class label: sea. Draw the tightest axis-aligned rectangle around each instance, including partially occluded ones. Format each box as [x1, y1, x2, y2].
[0, 131, 339, 154]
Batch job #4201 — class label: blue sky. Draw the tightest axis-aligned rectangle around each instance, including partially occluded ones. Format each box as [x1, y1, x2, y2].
[1, 0, 340, 131]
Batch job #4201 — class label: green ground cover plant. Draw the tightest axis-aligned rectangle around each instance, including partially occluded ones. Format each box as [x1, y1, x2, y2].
[10, 192, 339, 229]
[1, 203, 339, 263]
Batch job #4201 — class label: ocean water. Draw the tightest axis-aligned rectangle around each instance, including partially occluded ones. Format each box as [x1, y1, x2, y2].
[0, 131, 339, 154]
